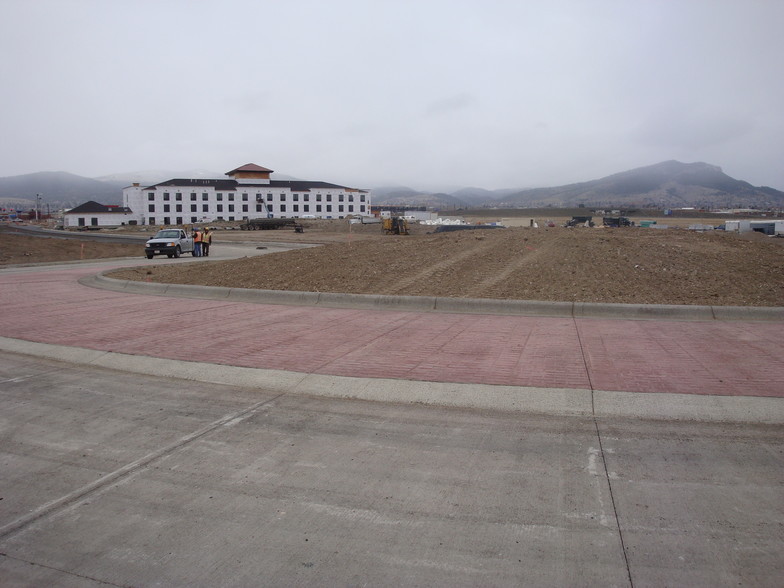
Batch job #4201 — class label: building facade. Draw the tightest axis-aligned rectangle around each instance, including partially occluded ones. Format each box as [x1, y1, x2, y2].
[123, 164, 371, 226]
[63, 201, 136, 228]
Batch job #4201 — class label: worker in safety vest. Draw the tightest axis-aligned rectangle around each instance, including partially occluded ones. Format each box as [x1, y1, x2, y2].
[202, 227, 212, 256]
[193, 227, 203, 257]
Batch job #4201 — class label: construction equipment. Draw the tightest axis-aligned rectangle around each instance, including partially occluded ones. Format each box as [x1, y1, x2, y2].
[382, 216, 409, 235]
[240, 218, 303, 232]
[603, 216, 634, 227]
[565, 216, 595, 227]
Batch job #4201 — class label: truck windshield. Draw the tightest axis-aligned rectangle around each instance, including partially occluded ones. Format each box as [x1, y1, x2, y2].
[154, 230, 181, 238]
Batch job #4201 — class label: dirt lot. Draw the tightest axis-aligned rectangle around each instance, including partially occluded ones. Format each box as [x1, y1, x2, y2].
[108, 225, 784, 307]
[0, 229, 140, 265]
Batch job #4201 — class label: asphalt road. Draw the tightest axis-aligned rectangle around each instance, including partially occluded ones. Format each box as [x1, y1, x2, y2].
[1, 351, 782, 587]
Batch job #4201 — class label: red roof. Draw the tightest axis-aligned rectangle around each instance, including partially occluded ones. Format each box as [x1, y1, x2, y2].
[226, 163, 274, 175]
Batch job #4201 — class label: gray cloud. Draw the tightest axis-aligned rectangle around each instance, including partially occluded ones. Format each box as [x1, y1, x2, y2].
[1, 0, 782, 190]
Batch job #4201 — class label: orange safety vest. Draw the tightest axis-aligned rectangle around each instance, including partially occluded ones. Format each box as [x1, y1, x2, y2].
[193, 231, 202, 243]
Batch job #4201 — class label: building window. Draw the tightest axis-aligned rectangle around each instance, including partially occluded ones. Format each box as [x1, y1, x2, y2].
[304, 194, 309, 201]
[229, 216, 234, 221]
[293, 193, 299, 201]
[280, 204, 286, 212]
[316, 204, 322, 212]
[242, 204, 248, 212]
[349, 205, 354, 212]
[191, 216, 198, 223]
[326, 205, 332, 212]
[256, 204, 263, 212]
[339, 194, 344, 202]
[163, 217, 170, 225]
[176, 204, 182, 212]
[175, 193, 182, 201]
[202, 193, 208, 201]
[316, 194, 322, 201]
[360, 205, 366, 212]
[280, 194, 286, 202]
[293, 204, 299, 212]
[303, 205, 309, 212]
[242, 193, 248, 201]
[228, 204, 234, 212]
[191, 193, 197, 200]
[202, 204, 209, 212]
[163, 193, 170, 201]
[266, 194, 272, 202]
[338, 205, 344, 212]
[148, 204, 155, 213]
[149, 217, 155, 225]
[216, 193, 223, 201]
[163, 204, 170, 212]
[148, 193, 155, 201]
[360, 195, 366, 202]
[191, 204, 197, 212]
[216, 204, 223, 212]
[326, 194, 332, 202]
[349, 195, 354, 202]
[228, 194, 234, 201]
[176, 216, 183, 224]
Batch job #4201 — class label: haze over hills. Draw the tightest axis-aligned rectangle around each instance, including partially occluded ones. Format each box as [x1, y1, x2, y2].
[495, 161, 784, 209]
[0, 171, 124, 209]
[1, 161, 782, 211]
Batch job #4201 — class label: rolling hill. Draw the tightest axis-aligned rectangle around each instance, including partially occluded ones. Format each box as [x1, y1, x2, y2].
[0, 171, 123, 209]
[495, 161, 784, 209]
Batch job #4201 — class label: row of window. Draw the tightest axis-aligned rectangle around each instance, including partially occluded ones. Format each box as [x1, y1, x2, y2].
[148, 203, 367, 214]
[147, 192, 366, 203]
[147, 214, 355, 225]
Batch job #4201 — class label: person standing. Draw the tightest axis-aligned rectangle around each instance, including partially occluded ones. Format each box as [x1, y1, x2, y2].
[202, 227, 212, 257]
[193, 227, 203, 257]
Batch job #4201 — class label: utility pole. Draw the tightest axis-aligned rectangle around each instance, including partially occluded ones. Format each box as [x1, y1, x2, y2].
[36, 193, 41, 221]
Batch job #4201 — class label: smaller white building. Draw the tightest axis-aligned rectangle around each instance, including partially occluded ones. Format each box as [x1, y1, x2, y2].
[63, 201, 136, 228]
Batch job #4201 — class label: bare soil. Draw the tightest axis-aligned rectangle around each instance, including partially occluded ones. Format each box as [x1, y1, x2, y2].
[109, 226, 784, 307]
[0, 230, 140, 265]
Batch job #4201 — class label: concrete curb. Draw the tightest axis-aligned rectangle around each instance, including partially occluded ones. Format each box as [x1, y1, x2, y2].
[1, 337, 782, 424]
[81, 271, 784, 321]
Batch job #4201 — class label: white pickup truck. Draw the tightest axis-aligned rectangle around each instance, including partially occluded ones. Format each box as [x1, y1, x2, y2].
[144, 228, 195, 259]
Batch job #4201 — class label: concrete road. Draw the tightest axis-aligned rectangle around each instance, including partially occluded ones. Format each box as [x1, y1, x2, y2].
[1, 352, 782, 587]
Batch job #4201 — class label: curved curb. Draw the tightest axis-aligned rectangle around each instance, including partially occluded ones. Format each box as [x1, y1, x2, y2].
[81, 271, 784, 321]
[1, 337, 782, 424]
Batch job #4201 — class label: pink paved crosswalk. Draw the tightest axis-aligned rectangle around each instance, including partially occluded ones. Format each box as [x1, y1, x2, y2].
[1, 263, 782, 397]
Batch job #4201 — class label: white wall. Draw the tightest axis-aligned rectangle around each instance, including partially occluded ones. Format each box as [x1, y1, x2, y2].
[64, 212, 136, 227]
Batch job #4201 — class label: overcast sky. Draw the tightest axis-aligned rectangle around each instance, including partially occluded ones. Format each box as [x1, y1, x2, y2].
[1, 0, 782, 191]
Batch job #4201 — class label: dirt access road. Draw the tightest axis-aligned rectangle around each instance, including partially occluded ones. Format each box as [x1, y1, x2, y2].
[109, 225, 784, 307]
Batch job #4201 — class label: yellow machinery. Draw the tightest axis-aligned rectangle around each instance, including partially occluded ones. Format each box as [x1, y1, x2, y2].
[382, 216, 409, 235]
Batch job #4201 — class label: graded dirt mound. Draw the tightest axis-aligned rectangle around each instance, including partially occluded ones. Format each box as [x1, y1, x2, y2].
[110, 227, 784, 307]
[0, 231, 140, 265]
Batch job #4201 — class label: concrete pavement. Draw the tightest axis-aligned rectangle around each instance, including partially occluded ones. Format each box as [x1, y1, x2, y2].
[0, 352, 782, 587]
[1, 250, 783, 586]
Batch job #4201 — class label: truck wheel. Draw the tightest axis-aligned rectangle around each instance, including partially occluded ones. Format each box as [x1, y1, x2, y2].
[174, 246, 181, 258]
[167, 253, 173, 258]
[146, 253, 153, 259]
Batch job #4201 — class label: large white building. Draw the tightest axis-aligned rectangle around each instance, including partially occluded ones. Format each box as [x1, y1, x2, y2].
[123, 164, 371, 226]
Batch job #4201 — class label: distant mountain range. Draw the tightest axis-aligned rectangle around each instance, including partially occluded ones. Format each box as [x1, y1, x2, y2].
[371, 161, 784, 210]
[1, 161, 782, 211]
[494, 161, 784, 209]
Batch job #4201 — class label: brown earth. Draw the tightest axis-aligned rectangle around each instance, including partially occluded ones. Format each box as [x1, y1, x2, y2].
[109, 226, 784, 307]
[0, 230, 140, 265]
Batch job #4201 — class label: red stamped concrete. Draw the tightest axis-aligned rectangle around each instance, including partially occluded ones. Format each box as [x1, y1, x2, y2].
[1, 263, 783, 397]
